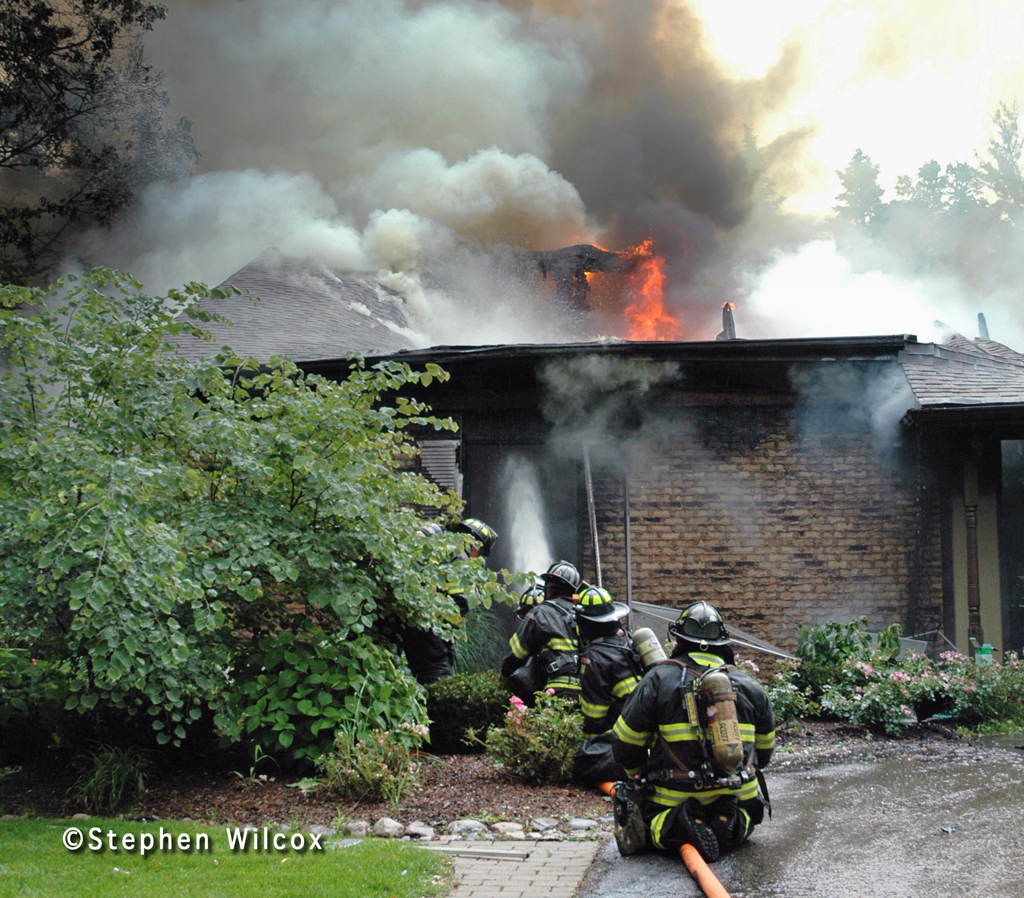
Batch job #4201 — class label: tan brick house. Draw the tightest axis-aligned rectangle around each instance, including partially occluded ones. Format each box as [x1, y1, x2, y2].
[182, 258, 1024, 660]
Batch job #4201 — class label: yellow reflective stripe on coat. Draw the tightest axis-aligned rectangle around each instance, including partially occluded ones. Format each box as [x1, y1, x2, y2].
[755, 729, 775, 751]
[581, 698, 611, 718]
[508, 632, 529, 659]
[612, 716, 649, 747]
[546, 637, 577, 652]
[611, 675, 641, 698]
[659, 721, 702, 742]
[547, 676, 581, 692]
[689, 651, 726, 667]
[650, 776, 760, 807]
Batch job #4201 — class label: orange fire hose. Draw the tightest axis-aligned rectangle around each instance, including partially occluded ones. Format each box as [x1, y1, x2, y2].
[680, 844, 733, 898]
[597, 782, 735, 898]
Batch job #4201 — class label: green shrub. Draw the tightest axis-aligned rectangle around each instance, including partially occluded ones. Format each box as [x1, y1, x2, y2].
[939, 650, 1024, 727]
[793, 617, 874, 703]
[0, 269, 510, 764]
[71, 744, 151, 813]
[425, 670, 509, 754]
[230, 632, 426, 764]
[316, 722, 429, 806]
[765, 660, 809, 726]
[772, 616, 1024, 735]
[466, 690, 583, 785]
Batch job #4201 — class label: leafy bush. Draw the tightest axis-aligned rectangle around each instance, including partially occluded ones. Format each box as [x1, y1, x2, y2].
[764, 660, 809, 725]
[0, 648, 66, 741]
[233, 633, 426, 763]
[939, 650, 1024, 727]
[466, 690, 583, 785]
[425, 670, 509, 754]
[792, 617, 874, 704]
[769, 616, 1024, 734]
[71, 745, 151, 813]
[316, 722, 429, 806]
[0, 269, 510, 763]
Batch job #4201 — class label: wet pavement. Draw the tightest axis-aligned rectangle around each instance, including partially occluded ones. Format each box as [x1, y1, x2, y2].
[578, 736, 1024, 898]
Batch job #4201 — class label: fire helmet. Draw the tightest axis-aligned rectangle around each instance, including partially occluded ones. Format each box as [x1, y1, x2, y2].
[541, 560, 581, 596]
[415, 522, 444, 538]
[668, 601, 730, 649]
[576, 586, 629, 624]
[517, 582, 545, 618]
[456, 518, 499, 556]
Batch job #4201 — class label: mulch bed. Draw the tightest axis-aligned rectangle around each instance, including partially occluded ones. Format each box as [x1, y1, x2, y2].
[0, 721, 960, 828]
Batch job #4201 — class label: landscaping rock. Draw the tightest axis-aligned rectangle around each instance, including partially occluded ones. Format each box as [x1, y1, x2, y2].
[491, 822, 525, 837]
[405, 821, 435, 840]
[343, 820, 369, 837]
[568, 818, 597, 831]
[372, 817, 405, 838]
[446, 819, 487, 836]
[529, 817, 559, 832]
[304, 823, 335, 837]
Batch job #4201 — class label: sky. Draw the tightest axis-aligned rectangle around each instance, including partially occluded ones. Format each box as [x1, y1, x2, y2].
[688, 0, 1024, 216]
[78, 0, 1024, 348]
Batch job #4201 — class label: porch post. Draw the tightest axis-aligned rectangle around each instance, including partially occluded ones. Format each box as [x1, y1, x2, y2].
[963, 456, 983, 653]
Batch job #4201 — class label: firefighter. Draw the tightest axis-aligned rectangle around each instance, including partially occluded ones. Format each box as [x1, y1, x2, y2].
[403, 517, 498, 685]
[516, 581, 545, 619]
[572, 586, 643, 784]
[500, 560, 582, 699]
[609, 600, 775, 862]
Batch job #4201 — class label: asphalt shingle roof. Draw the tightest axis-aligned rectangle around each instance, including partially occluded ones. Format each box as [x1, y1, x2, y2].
[173, 252, 423, 363]
[899, 336, 1024, 407]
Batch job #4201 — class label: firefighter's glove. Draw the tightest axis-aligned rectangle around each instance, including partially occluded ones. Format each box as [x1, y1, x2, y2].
[679, 798, 720, 863]
[612, 781, 647, 857]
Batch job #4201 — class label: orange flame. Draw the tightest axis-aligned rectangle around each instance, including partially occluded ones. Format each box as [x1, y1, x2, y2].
[623, 239, 683, 341]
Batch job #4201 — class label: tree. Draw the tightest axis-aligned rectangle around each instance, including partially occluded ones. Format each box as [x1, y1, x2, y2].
[0, 2, 198, 285]
[834, 149, 886, 229]
[0, 270, 508, 762]
[976, 101, 1024, 221]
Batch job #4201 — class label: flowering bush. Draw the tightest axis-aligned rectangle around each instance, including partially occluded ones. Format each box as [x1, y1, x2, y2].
[316, 721, 429, 806]
[765, 660, 809, 724]
[939, 650, 1024, 727]
[769, 616, 1024, 735]
[465, 690, 583, 785]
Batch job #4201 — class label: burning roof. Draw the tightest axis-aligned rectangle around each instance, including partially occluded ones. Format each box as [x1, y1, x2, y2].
[171, 251, 424, 363]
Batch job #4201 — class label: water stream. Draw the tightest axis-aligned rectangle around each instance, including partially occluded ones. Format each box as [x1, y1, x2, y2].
[499, 453, 553, 582]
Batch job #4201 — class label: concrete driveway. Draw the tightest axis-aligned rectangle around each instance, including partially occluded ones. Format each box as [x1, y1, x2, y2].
[578, 734, 1024, 898]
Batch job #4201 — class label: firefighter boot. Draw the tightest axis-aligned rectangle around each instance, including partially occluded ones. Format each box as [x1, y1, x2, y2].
[678, 798, 720, 862]
[709, 795, 740, 852]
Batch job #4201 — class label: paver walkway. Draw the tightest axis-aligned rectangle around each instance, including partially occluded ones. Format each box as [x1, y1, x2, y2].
[439, 839, 604, 898]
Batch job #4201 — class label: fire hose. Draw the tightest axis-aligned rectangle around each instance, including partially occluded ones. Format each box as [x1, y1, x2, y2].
[598, 782, 734, 898]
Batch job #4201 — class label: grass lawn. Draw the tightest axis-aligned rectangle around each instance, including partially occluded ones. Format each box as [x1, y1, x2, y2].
[0, 818, 450, 898]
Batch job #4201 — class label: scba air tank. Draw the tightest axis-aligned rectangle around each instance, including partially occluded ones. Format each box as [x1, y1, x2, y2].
[631, 628, 668, 668]
[700, 668, 744, 772]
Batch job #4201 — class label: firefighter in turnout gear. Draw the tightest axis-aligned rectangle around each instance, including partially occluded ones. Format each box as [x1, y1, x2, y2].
[609, 601, 775, 862]
[403, 517, 498, 685]
[572, 586, 643, 784]
[501, 560, 582, 699]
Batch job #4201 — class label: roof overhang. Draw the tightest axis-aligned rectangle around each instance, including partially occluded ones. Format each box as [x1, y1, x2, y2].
[301, 334, 918, 377]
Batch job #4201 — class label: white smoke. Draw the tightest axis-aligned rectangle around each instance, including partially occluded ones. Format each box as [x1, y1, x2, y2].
[739, 239, 1024, 350]
[60, 0, 1024, 351]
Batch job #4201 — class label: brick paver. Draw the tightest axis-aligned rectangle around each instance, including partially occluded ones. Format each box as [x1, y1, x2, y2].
[442, 839, 604, 898]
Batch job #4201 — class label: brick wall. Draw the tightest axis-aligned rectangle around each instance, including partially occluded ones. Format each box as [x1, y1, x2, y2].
[580, 401, 945, 654]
